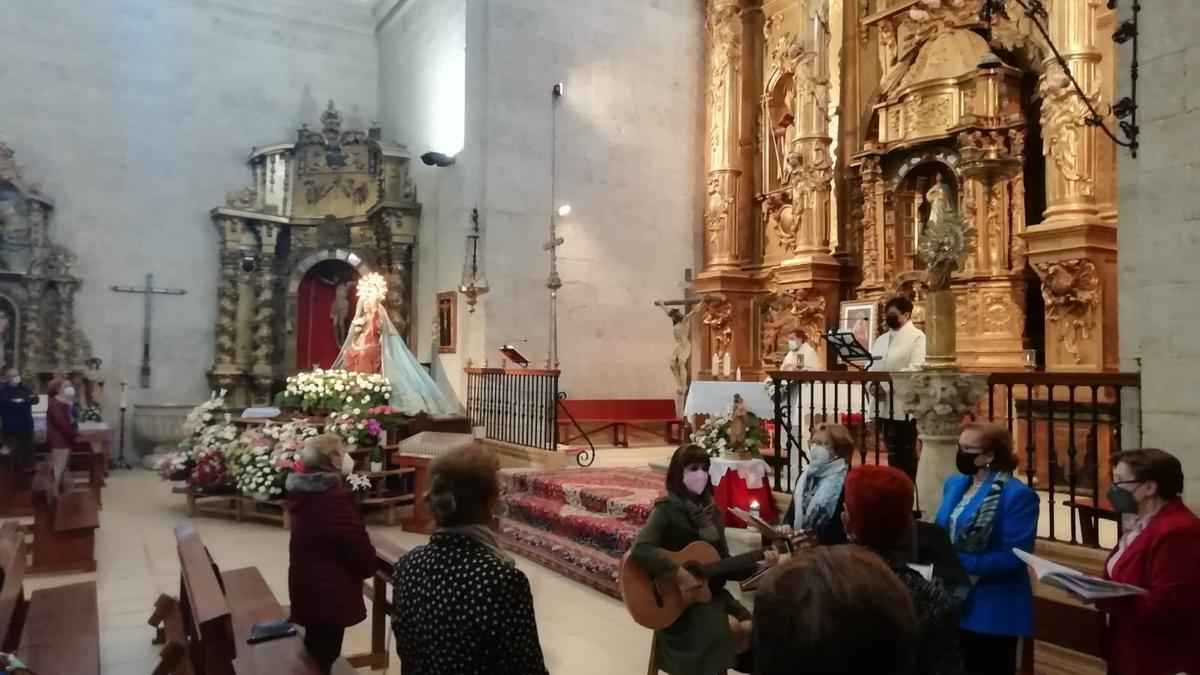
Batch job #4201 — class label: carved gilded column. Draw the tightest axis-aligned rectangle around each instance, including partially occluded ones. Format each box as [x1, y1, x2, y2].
[704, 0, 744, 271]
[22, 280, 44, 374]
[215, 250, 239, 366]
[251, 223, 279, 401]
[790, 0, 833, 256]
[858, 155, 883, 287]
[55, 283, 76, 372]
[1025, 0, 1118, 371]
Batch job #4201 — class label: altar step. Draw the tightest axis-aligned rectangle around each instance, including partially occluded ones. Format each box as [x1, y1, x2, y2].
[499, 467, 665, 599]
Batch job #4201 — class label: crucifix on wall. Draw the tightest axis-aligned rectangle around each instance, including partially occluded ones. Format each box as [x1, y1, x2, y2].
[111, 274, 186, 388]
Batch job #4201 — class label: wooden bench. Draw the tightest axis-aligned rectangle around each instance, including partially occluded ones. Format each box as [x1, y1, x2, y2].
[0, 521, 101, 674]
[28, 462, 100, 574]
[1064, 497, 1122, 547]
[346, 533, 408, 670]
[157, 522, 355, 675]
[557, 399, 684, 447]
[1019, 595, 1105, 672]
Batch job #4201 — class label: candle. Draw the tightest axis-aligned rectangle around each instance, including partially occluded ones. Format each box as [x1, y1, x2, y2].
[723, 352, 732, 377]
[750, 500, 761, 518]
[119, 379, 128, 410]
[711, 353, 720, 377]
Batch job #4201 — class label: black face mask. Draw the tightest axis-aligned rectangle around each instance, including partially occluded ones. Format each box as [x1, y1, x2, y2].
[1108, 484, 1140, 514]
[885, 315, 902, 331]
[955, 448, 982, 475]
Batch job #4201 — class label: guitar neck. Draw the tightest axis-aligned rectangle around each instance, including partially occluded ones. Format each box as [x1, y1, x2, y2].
[700, 549, 764, 580]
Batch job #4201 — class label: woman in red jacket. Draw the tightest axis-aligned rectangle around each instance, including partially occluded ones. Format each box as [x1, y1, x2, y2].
[285, 433, 377, 673]
[45, 378, 79, 491]
[1095, 448, 1200, 675]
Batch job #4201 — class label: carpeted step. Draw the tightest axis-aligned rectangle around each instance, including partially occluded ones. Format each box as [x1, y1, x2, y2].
[499, 518, 621, 599]
[504, 494, 642, 558]
[507, 468, 664, 526]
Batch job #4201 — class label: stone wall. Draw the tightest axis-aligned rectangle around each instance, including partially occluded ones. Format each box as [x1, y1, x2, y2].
[1117, 0, 1200, 509]
[477, 0, 704, 400]
[0, 0, 378, 411]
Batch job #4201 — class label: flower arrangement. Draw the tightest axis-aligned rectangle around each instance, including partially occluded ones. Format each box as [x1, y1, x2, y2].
[183, 389, 228, 437]
[324, 410, 383, 447]
[691, 414, 770, 459]
[235, 451, 289, 499]
[187, 447, 231, 491]
[81, 405, 103, 423]
[279, 369, 391, 414]
[763, 377, 791, 400]
[346, 473, 373, 494]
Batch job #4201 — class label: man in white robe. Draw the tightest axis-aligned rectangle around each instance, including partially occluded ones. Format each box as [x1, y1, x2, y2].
[780, 329, 821, 372]
[869, 297, 926, 480]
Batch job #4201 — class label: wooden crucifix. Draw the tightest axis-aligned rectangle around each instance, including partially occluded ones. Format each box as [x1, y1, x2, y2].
[111, 274, 186, 388]
[654, 269, 708, 396]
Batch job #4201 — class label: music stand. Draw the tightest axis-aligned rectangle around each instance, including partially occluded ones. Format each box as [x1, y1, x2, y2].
[822, 329, 878, 371]
[499, 345, 530, 368]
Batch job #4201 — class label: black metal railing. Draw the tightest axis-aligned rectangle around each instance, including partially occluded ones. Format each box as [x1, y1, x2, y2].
[768, 369, 1142, 548]
[465, 368, 559, 451]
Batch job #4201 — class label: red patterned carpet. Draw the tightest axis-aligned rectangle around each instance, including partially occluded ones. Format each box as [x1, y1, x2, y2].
[500, 467, 665, 599]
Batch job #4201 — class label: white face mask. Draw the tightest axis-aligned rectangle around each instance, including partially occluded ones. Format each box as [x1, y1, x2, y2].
[61, 387, 76, 399]
[8, 377, 19, 386]
[808, 443, 831, 465]
[787, 339, 799, 352]
[339, 452, 355, 475]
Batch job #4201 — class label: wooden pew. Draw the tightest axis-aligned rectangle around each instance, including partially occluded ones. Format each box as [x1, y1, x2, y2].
[346, 532, 408, 671]
[165, 522, 356, 675]
[28, 462, 100, 574]
[0, 521, 101, 674]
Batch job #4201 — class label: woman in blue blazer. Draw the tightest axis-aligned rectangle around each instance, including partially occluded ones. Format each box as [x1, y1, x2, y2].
[935, 423, 1039, 675]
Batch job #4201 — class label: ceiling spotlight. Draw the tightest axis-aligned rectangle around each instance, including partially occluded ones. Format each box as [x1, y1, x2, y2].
[557, 204, 572, 217]
[420, 151, 457, 167]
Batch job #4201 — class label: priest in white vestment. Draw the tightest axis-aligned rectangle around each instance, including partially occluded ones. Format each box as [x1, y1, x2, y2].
[780, 329, 821, 372]
[869, 297, 926, 480]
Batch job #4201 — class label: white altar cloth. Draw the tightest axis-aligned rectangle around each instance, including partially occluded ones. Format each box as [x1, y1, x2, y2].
[683, 381, 774, 419]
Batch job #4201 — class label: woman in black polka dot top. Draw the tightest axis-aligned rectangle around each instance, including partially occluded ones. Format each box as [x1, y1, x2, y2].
[392, 445, 548, 674]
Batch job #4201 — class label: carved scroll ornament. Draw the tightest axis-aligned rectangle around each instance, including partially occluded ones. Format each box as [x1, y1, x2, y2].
[894, 371, 988, 439]
[1039, 64, 1099, 197]
[1035, 259, 1100, 364]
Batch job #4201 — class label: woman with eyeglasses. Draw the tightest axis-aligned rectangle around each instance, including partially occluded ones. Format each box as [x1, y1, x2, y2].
[1091, 449, 1200, 675]
[779, 423, 853, 545]
[935, 423, 1038, 675]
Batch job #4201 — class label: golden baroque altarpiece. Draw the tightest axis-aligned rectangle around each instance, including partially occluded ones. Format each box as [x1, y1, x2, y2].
[695, 0, 1119, 376]
[0, 144, 93, 383]
[209, 102, 420, 405]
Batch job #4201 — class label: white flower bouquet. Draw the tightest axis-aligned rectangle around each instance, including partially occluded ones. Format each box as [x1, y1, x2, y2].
[763, 377, 791, 400]
[280, 369, 392, 414]
[183, 389, 228, 438]
[346, 472, 373, 494]
[690, 414, 769, 459]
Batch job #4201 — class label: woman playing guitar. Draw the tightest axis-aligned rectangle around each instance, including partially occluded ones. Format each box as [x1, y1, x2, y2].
[629, 444, 781, 675]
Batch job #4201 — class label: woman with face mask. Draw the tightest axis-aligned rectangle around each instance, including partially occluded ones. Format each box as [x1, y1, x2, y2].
[285, 433, 377, 673]
[934, 423, 1038, 675]
[45, 377, 80, 492]
[630, 444, 780, 674]
[779, 423, 854, 545]
[1091, 449, 1200, 675]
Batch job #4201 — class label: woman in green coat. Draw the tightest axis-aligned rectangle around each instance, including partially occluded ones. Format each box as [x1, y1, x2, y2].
[630, 444, 773, 675]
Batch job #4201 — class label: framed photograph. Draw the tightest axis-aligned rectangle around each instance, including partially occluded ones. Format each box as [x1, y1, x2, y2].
[838, 300, 878, 357]
[436, 292, 457, 354]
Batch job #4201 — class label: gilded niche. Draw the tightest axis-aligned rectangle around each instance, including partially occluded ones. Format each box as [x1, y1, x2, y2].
[759, 289, 827, 365]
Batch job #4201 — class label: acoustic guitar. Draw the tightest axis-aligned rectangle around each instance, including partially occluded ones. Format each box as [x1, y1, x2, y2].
[619, 533, 813, 630]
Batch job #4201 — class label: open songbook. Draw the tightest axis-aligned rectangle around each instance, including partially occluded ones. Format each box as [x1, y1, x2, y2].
[1014, 548, 1146, 600]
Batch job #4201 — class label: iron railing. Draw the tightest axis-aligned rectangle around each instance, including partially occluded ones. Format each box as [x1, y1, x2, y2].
[465, 368, 559, 451]
[767, 369, 1142, 548]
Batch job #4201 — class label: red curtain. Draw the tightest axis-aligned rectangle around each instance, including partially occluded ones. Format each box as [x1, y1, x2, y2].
[297, 267, 358, 371]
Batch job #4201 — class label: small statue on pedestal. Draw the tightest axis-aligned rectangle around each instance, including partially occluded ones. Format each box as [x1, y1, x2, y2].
[81, 356, 105, 422]
[728, 394, 748, 456]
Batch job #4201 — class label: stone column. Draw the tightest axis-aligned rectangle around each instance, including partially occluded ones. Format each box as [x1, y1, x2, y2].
[211, 216, 248, 402]
[703, 0, 745, 272]
[892, 372, 988, 517]
[23, 279, 44, 375]
[55, 282, 76, 372]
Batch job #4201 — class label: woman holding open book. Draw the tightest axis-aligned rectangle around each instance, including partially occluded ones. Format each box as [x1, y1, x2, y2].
[1094, 448, 1200, 675]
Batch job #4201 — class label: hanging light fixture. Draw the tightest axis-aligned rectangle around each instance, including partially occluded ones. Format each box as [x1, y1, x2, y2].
[459, 207, 489, 313]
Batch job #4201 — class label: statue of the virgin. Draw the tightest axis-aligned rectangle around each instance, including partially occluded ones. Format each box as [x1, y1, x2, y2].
[334, 273, 459, 417]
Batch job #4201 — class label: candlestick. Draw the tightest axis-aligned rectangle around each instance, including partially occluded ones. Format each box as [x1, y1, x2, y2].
[119, 379, 128, 410]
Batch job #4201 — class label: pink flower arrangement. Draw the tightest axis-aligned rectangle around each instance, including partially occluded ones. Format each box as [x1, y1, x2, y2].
[188, 447, 231, 490]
